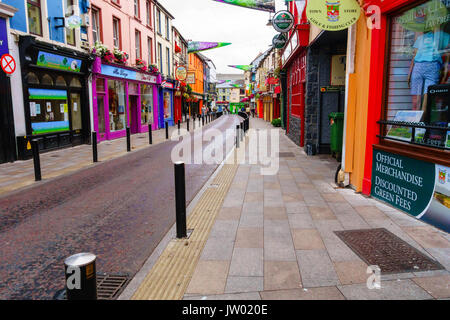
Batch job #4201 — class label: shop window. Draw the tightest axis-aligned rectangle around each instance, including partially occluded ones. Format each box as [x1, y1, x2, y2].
[41, 74, 54, 85]
[29, 88, 69, 135]
[128, 82, 139, 95]
[141, 84, 153, 125]
[27, 0, 42, 36]
[26, 72, 40, 84]
[108, 80, 126, 132]
[70, 77, 82, 88]
[384, 0, 450, 149]
[163, 91, 171, 119]
[56, 76, 67, 87]
[96, 78, 105, 93]
[70, 93, 82, 130]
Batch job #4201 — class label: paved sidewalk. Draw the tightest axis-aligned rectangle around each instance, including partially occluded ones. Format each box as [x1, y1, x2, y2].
[130, 118, 450, 300]
[0, 118, 211, 196]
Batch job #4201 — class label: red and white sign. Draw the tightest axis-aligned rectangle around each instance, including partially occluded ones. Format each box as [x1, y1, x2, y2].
[161, 81, 174, 89]
[1, 54, 16, 74]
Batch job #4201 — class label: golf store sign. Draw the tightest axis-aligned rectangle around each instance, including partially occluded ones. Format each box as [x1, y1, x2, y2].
[306, 0, 361, 31]
[371, 149, 450, 233]
[272, 10, 294, 33]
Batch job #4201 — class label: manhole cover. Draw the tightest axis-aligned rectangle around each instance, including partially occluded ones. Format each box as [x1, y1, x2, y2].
[54, 273, 129, 300]
[278, 152, 295, 158]
[335, 228, 444, 274]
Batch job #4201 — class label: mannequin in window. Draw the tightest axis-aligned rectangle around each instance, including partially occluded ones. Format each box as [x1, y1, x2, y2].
[408, 27, 450, 112]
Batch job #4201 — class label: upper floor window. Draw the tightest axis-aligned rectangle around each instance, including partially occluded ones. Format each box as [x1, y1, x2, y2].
[134, 0, 140, 18]
[165, 16, 170, 40]
[157, 9, 161, 34]
[146, 1, 151, 26]
[148, 37, 153, 64]
[166, 47, 170, 76]
[113, 17, 121, 49]
[158, 43, 163, 73]
[64, 0, 75, 46]
[91, 6, 102, 44]
[27, 0, 42, 36]
[135, 30, 141, 59]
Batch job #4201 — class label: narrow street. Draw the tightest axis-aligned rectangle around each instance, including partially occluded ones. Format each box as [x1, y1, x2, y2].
[0, 115, 241, 300]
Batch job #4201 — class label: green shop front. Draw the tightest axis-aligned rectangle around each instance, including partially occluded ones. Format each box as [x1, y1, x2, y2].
[17, 36, 92, 159]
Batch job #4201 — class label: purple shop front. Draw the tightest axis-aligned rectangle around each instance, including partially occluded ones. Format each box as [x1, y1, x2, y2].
[92, 59, 161, 142]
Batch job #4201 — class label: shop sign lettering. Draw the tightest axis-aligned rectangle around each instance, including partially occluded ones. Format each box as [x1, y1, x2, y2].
[371, 149, 450, 233]
[306, 0, 361, 31]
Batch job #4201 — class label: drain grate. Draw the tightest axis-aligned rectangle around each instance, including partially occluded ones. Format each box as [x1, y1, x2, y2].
[278, 152, 295, 158]
[54, 273, 129, 300]
[335, 228, 444, 274]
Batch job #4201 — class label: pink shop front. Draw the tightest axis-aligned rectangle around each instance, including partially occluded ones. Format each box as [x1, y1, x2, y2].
[92, 62, 161, 142]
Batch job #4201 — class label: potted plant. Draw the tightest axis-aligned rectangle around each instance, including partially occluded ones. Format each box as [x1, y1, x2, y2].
[136, 58, 148, 71]
[91, 42, 113, 69]
[148, 64, 159, 74]
[113, 48, 128, 64]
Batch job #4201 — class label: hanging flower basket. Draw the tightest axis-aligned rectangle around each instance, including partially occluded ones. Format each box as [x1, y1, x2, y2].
[148, 64, 159, 74]
[113, 48, 128, 65]
[136, 58, 148, 72]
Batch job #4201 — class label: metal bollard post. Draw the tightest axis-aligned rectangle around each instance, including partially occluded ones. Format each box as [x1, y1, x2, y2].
[193, 117, 195, 129]
[32, 139, 42, 181]
[236, 125, 240, 148]
[240, 122, 244, 141]
[126, 127, 131, 152]
[92, 132, 98, 163]
[148, 124, 153, 145]
[174, 162, 187, 239]
[178, 120, 181, 135]
[165, 121, 169, 140]
[187, 119, 190, 132]
[64, 253, 97, 300]
[202, 116, 205, 126]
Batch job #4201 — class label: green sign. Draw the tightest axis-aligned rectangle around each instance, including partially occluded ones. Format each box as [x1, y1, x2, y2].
[272, 10, 295, 33]
[36, 51, 82, 73]
[272, 33, 288, 49]
[306, 0, 361, 31]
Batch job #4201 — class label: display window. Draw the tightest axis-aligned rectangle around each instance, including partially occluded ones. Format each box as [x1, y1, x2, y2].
[384, 0, 450, 149]
[141, 84, 154, 125]
[163, 91, 171, 119]
[108, 80, 127, 132]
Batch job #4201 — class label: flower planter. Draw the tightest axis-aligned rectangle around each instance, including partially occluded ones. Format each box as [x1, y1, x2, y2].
[92, 56, 102, 73]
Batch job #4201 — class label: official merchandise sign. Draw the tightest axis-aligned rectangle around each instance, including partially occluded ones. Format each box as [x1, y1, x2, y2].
[175, 66, 187, 81]
[1, 54, 16, 74]
[371, 149, 450, 233]
[272, 33, 288, 49]
[272, 10, 295, 33]
[306, 0, 361, 31]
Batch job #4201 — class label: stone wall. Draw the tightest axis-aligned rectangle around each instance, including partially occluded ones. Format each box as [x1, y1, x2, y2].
[287, 115, 301, 146]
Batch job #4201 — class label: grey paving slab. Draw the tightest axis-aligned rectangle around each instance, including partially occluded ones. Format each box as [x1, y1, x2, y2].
[209, 220, 239, 240]
[338, 279, 433, 300]
[288, 214, 315, 229]
[225, 276, 264, 294]
[426, 248, 450, 271]
[229, 248, 264, 277]
[201, 237, 236, 261]
[296, 250, 340, 287]
[184, 292, 261, 300]
[264, 219, 297, 261]
[285, 202, 308, 214]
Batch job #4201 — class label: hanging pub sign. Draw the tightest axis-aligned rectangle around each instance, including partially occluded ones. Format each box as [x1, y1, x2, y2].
[272, 10, 295, 33]
[306, 0, 361, 31]
[175, 66, 187, 81]
[371, 149, 450, 233]
[272, 33, 288, 49]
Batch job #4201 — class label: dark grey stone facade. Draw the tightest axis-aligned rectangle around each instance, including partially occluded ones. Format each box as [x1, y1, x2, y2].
[287, 115, 301, 145]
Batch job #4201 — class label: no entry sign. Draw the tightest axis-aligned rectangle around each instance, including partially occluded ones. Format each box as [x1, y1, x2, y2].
[1, 54, 16, 74]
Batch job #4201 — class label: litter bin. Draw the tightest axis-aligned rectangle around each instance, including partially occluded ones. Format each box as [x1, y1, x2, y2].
[329, 112, 344, 154]
[64, 253, 97, 300]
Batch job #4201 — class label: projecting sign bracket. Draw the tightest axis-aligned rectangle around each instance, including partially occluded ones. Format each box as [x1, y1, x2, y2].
[54, 17, 66, 29]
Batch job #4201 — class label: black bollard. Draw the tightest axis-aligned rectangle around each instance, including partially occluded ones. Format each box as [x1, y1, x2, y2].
[174, 162, 187, 239]
[187, 119, 190, 132]
[64, 253, 97, 300]
[236, 125, 240, 148]
[31, 139, 41, 181]
[178, 120, 181, 135]
[165, 121, 169, 140]
[92, 132, 98, 163]
[126, 127, 131, 152]
[148, 124, 153, 145]
[240, 122, 244, 141]
[202, 116, 205, 126]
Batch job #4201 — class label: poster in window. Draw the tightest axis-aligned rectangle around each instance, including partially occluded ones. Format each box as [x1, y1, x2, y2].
[387, 110, 424, 141]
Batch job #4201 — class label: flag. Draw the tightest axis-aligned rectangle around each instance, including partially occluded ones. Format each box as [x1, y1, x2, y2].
[188, 42, 231, 54]
[212, 0, 275, 13]
[228, 65, 252, 71]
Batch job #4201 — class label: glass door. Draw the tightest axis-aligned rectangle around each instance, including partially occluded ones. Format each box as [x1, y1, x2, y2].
[97, 95, 106, 137]
[70, 92, 82, 131]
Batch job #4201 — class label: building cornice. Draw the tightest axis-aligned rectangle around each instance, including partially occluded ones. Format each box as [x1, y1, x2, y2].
[0, 2, 18, 18]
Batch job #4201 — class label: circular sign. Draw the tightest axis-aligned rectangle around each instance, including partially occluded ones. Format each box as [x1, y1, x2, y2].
[272, 33, 288, 49]
[272, 10, 295, 33]
[1, 54, 16, 74]
[175, 66, 187, 81]
[306, 0, 361, 31]
[66, 15, 83, 29]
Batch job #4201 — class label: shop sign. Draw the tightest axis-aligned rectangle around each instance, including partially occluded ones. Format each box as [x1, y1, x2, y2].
[175, 66, 187, 81]
[186, 72, 195, 84]
[331, 54, 346, 86]
[37, 51, 82, 73]
[272, 33, 288, 49]
[306, 0, 361, 31]
[65, 15, 83, 29]
[1, 54, 15, 74]
[272, 10, 295, 33]
[136, 73, 158, 84]
[371, 149, 450, 233]
[0, 18, 9, 57]
[161, 81, 174, 89]
[101, 64, 136, 80]
[320, 86, 341, 92]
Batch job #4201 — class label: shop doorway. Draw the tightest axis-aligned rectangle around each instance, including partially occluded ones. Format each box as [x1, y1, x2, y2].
[97, 95, 106, 140]
[70, 92, 83, 145]
[319, 88, 345, 153]
[129, 95, 139, 134]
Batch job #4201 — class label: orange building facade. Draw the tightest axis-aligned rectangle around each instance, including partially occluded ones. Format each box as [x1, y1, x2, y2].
[188, 53, 205, 114]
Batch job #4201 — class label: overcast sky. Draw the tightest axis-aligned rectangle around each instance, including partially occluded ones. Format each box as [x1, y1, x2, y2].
[159, 0, 287, 74]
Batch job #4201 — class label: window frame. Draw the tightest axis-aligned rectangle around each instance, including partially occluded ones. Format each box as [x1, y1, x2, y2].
[134, 0, 140, 19]
[165, 16, 170, 41]
[91, 5, 103, 44]
[157, 9, 161, 35]
[158, 43, 163, 73]
[27, 0, 43, 36]
[146, 0, 152, 27]
[135, 29, 142, 60]
[64, 0, 76, 46]
[112, 16, 122, 50]
[148, 36, 153, 64]
[166, 47, 170, 76]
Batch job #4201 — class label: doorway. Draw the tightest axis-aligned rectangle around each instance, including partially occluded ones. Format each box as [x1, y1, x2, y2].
[129, 95, 139, 134]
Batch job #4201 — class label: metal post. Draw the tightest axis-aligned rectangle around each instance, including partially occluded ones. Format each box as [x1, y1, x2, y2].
[187, 119, 190, 132]
[126, 127, 131, 152]
[240, 122, 244, 141]
[64, 253, 97, 300]
[148, 124, 153, 145]
[32, 139, 41, 181]
[202, 116, 205, 126]
[236, 125, 240, 148]
[165, 121, 169, 140]
[92, 132, 98, 163]
[178, 120, 181, 135]
[174, 162, 187, 239]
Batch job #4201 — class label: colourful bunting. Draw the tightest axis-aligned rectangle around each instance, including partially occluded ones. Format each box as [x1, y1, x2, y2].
[188, 42, 231, 54]
[212, 0, 275, 13]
